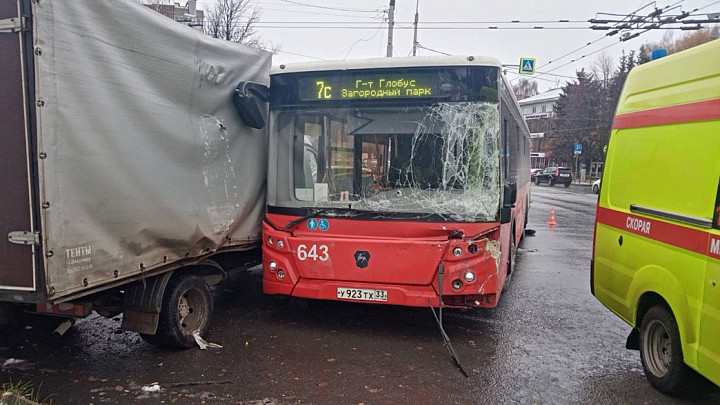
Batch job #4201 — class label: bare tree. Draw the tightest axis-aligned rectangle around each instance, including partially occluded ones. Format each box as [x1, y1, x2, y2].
[512, 78, 539, 101]
[204, 0, 264, 48]
[638, 27, 719, 60]
[591, 52, 614, 90]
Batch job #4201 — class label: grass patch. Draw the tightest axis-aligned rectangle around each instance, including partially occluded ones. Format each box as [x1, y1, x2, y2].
[1, 380, 52, 405]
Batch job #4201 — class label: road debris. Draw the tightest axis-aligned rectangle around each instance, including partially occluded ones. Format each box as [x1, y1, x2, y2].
[165, 380, 231, 388]
[1, 358, 34, 371]
[141, 384, 161, 393]
[192, 332, 222, 350]
[52, 319, 74, 338]
[2, 358, 25, 367]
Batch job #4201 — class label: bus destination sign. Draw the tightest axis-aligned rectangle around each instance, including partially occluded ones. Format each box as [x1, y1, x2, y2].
[297, 72, 447, 101]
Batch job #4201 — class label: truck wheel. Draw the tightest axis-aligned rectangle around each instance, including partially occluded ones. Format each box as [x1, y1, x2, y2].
[150, 274, 213, 348]
[639, 305, 690, 394]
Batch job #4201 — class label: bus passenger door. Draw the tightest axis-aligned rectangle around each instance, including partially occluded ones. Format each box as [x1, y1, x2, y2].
[699, 184, 720, 385]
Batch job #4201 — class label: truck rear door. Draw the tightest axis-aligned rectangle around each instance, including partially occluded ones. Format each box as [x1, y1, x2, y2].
[0, 0, 37, 294]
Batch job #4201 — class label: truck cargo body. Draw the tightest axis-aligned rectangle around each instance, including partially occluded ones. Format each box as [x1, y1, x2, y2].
[0, 0, 270, 343]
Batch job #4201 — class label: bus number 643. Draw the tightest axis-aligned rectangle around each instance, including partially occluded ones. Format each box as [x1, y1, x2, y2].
[297, 244, 329, 261]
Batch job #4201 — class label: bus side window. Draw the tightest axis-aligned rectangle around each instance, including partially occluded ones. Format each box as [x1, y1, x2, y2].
[503, 118, 508, 179]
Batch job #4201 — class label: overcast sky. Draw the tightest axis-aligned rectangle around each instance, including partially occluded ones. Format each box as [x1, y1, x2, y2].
[196, 0, 719, 91]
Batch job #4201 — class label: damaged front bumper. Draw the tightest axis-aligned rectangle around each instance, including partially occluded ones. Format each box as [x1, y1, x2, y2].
[262, 216, 507, 308]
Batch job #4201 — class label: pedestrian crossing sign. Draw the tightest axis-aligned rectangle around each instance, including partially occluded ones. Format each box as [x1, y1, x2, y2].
[519, 57, 535, 75]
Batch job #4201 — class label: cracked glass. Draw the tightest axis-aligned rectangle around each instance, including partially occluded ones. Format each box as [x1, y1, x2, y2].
[273, 66, 501, 222]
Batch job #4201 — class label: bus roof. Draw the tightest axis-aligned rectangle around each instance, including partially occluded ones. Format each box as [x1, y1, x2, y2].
[271, 55, 503, 75]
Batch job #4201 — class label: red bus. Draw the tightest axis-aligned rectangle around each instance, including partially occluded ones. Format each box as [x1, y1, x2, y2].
[263, 56, 530, 309]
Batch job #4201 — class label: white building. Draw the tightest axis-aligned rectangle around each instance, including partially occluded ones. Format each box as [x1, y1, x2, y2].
[518, 88, 562, 169]
[145, 1, 204, 31]
[518, 88, 562, 119]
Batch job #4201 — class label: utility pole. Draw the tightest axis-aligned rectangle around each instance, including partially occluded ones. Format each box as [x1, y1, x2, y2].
[412, 0, 419, 56]
[386, 0, 395, 57]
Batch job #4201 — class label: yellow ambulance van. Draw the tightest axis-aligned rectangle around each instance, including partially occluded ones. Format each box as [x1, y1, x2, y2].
[592, 39, 720, 394]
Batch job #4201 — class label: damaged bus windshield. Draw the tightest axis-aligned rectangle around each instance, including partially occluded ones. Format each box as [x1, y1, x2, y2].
[270, 66, 501, 222]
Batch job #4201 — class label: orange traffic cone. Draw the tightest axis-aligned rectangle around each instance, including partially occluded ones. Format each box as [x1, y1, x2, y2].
[547, 207, 557, 226]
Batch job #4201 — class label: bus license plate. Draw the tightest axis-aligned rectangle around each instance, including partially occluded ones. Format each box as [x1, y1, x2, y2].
[336, 287, 387, 302]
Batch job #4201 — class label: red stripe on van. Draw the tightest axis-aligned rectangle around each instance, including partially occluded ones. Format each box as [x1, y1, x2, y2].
[596, 207, 717, 259]
[612, 98, 720, 130]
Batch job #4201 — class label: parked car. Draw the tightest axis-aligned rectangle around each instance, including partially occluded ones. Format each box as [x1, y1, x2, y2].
[530, 168, 542, 180]
[534, 167, 572, 187]
[592, 179, 601, 194]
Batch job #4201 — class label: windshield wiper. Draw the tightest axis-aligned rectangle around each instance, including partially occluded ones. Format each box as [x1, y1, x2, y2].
[285, 206, 378, 229]
[284, 208, 333, 229]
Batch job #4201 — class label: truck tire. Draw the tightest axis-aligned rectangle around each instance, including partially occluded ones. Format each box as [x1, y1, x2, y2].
[149, 274, 213, 348]
[639, 305, 691, 394]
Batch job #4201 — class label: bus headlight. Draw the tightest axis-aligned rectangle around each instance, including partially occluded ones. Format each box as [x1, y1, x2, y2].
[464, 271, 476, 283]
[277, 240, 285, 249]
[452, 247, 462, 257]
[268, 261, 277, 272]
[268, 236, 274, 245]
[451, 279, 463, 290]
[277, 270, 286, 279]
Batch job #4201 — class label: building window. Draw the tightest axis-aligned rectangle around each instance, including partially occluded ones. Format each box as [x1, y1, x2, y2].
[542, 104, 547, 113]
[532, 106, 536, 113]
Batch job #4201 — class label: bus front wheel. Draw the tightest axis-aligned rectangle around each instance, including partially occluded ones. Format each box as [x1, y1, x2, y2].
[639, 305, 691, 395]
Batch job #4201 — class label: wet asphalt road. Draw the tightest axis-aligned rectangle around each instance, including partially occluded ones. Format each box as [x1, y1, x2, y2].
[2, 184, 720, 404]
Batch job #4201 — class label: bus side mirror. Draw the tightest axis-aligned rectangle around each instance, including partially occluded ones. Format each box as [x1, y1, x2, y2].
[232, 81, 269, 130]
[500, 183, 517, 224]
[503, 183, 517, 208]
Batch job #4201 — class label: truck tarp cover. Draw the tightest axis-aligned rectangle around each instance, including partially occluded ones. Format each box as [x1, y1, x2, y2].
[35, 0, 270, 299]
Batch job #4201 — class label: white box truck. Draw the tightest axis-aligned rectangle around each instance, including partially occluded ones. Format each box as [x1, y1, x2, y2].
[0, 0, 271, 347]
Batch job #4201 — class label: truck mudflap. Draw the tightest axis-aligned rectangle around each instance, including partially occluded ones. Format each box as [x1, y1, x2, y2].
[262, 215, 506, 308]
[121, 272, 173, 335]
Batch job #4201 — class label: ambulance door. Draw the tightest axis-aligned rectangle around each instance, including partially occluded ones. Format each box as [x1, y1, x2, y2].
[698, 182, 720, 385]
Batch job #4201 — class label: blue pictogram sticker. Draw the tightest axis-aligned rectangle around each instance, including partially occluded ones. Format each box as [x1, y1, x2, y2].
[318, 218, 330, 231]
[307, 218, 318, 231]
